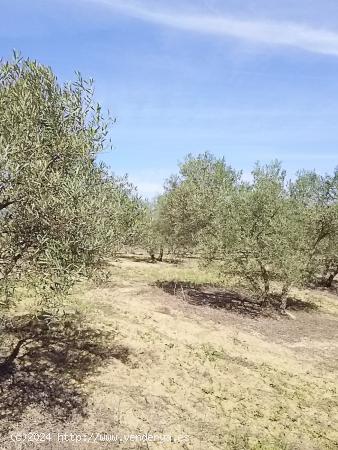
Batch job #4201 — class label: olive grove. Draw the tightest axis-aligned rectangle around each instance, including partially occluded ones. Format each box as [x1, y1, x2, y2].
[1, 54, 337, 322]
[153, 154, 338, 312]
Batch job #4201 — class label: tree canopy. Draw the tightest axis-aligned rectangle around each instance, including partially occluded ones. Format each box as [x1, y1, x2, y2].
[151, 154, 338, 311]
[0, 55, 141, 312]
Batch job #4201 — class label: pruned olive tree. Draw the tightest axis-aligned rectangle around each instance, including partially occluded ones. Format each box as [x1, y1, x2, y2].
[290, 168, 338, 287]
[209, 161, 310, 311]
[139, 199, 166, 262]
[158, 152, 240, 257]
[102, 174, 146, 256]
[0, 54, 138, 318]
[160, 156, 317, 312]
[153, 151, 337, 311]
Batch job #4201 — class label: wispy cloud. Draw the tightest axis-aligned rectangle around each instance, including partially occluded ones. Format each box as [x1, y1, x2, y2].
[88, 0, 338, 56]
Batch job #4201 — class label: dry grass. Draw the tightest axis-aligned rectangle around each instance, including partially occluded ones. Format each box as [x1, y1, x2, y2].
[1, 256, 338, 449]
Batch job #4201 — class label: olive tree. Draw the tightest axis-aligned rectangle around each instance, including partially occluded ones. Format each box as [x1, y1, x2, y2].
[189, 160, 308, 312]
[158, 152, 240, 256]
[290, 169, 338, 287]
[155, 152, 337, 311]
[0, 54, 137, 315]
[102, 174, 146, 256]
[139, 199, 166, 262]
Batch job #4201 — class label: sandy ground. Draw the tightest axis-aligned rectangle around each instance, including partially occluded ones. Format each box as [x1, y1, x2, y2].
[1, 258, 338, 449]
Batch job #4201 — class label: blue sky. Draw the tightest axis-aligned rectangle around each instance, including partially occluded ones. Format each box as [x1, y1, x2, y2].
[1, 0, 338, 196]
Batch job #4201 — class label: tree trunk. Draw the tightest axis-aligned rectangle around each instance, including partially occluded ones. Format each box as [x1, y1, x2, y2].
[157, 247, 164, 262]
[0, 338, 29, 379]
[259, 262, 270, 307]
[279, 284, 289, 314]
[321, 269, 338, 288]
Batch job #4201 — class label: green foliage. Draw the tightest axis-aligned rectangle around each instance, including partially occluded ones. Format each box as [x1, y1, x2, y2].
[211, 161, 307, 306]
[158, 152, 240, 256]
[159, 155, 338, 311]
[1, 53, 336, 318]
[0, 54, 140, 312]
[290, 168, 338, 286]
[139, 199, 165, 261]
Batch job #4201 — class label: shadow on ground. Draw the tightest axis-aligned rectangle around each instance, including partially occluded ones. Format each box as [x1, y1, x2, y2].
[156, 281, 318, 318]
[118, 254, 152, 263]
[0, 313, 129, 433]
[118, 254, 183, 265]
[312, 279, 338, 295]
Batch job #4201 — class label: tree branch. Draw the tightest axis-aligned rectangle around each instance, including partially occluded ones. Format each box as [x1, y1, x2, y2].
[0, 199, 15, 211]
